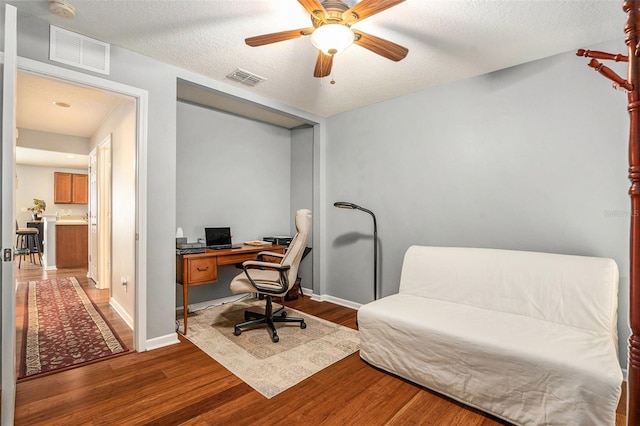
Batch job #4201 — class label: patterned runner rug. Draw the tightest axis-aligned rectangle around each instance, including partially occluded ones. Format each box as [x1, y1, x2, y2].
[19, 276, 128, 380]
[178, 299, 359, 398]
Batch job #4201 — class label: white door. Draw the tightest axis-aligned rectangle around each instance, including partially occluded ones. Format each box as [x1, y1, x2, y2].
[98, 136, 111, 290]
[89, 148, 98, 284]
[1, 5, 18, 424]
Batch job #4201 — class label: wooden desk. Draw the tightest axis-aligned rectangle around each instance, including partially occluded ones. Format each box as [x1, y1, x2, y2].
[176, 244, 286, 334]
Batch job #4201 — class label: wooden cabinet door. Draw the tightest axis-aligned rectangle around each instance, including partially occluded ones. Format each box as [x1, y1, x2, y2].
[72, 174, 88, 204]
[54, 172, 72, 203]
[56, 224, 88, 268]
[54, 172, 88, 204]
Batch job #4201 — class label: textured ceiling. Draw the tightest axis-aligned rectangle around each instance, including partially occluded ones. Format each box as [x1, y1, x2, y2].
[6, 0, 626, 118]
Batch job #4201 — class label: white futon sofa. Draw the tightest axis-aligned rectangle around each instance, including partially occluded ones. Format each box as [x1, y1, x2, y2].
[358, 246, 623, 425]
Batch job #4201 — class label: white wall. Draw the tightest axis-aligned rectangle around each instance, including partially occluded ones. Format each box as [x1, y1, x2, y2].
[17, 128, 90, 154]
[15, 164, 88, 227]
[91, 98, 137, 322]
[326, 38, 630, 367]
[176, 102, 292, 304]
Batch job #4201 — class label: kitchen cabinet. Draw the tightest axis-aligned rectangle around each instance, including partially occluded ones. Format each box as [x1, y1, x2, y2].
[54, 172, 88, 204]
[56, 224, 88, 268]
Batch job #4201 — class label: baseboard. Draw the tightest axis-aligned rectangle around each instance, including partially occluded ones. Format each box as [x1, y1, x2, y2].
[109, 297, 134, 330]
[45, 266, 57, 271]
[146, 333, 180, 351]
[309, 293, 362, 310]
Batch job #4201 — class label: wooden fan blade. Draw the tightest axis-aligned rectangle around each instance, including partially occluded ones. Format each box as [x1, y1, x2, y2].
[245, 28, 314, 47]
[353, 30, 408, 61]
[342, 0, 405, 25]
[314, 51, 333, 78]
[298, 0, 327, 22]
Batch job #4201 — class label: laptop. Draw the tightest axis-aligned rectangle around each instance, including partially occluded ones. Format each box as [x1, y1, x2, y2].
[205, 227, 241, 250]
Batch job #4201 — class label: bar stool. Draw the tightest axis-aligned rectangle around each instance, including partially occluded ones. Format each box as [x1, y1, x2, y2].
[15, 222, 42, 268]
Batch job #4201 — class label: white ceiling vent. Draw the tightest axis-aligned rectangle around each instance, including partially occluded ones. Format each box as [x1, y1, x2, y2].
[226, 68, 266, 87]
[49, 26, 110, 75]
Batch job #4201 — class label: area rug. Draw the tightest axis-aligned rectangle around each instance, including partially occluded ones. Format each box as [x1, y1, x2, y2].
[19, 276, 128, 380]
[177, 299, 359, 398]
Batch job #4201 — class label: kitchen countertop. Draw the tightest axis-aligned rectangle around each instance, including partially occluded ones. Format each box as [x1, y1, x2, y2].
[55, 220, 88, 225]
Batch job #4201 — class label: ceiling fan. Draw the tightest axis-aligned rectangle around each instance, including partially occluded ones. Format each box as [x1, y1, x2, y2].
[245, 0, 408, 79]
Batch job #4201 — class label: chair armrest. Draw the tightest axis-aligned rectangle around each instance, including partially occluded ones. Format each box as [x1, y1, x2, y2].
[243, 260, 289, 271]
[257, 251, 285, 261]
[242, 261, 291, 294]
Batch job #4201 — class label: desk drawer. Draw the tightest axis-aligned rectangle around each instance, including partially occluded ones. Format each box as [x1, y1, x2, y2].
[188, 257, 217, 284]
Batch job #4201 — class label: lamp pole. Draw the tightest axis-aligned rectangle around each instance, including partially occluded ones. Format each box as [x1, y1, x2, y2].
[334, 202, 378, 301]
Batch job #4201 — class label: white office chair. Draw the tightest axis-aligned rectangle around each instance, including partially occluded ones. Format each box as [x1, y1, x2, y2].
[229, 209, 312, 342]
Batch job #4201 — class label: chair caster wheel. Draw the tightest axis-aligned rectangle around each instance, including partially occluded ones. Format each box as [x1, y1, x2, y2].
[234, 327, 241, 336]
[300, 321, 307, 329]
[272, 334, 279, 343]
[281, 311, 287, 318]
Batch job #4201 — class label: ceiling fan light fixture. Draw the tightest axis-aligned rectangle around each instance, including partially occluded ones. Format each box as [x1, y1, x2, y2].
[310, 24, 354, 56]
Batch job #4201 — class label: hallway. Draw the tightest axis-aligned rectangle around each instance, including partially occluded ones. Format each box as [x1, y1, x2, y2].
[14, 259, 133, 379]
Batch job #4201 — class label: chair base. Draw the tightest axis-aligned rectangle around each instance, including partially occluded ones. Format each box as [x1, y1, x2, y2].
[233, 295, 306, 343]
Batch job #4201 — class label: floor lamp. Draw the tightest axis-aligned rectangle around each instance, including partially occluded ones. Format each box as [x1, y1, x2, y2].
[334, 202, 378, 301]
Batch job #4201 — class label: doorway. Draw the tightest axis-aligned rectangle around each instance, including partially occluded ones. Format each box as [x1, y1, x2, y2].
[14, 69, 138, 372]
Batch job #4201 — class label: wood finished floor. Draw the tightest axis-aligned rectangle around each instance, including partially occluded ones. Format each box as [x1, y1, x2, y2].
[12, 259, 628, 425]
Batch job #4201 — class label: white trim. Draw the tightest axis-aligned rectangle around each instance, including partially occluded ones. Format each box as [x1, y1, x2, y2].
[622, 367, 628, 382]
[1, 6, 18, 426]
[45, 265, 57, 271]
[135, 88, 148, 352]
[146, 333, 180, 351]
[110, 296, 133, 330]
[14, 56, 149, 352]
[309, 293, 362, 311]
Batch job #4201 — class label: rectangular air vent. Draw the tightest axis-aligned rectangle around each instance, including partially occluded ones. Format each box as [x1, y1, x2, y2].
[226, 68, 266, 87]
[50, 26, 110, 75]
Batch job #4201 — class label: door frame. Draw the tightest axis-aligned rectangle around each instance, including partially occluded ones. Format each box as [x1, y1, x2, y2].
[5, 56, 149, 352]
[88, 147, 98, 284]
[89, 135, 113, 291]
[1, 5, 18, 425]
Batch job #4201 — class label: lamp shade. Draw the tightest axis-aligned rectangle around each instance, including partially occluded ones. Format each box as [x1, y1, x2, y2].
[310, 24, 354, 56]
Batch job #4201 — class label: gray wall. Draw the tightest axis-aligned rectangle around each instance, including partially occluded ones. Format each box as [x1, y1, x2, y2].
[326, 38, 630, 366]
[176, 101, 292, 305]
[291, 127, 314, 292]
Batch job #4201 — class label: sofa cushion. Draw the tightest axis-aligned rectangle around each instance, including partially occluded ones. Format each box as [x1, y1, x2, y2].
[358, 293, 622, 425]
[399, 246, 619, 334]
